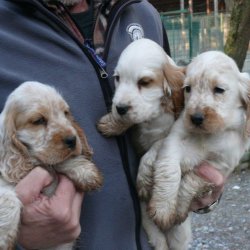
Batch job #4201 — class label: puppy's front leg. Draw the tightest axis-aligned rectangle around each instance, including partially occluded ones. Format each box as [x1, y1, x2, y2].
[97, 113, 132, 137]
[166, 215, 192, 250]
[137, 140, 163, 201]
[55, 156, 103, 192]
[174, 167, 217, 225]
[0, 181, 22, 250]
[141, 202, 169, 250]
[148, 136, 181, 231]
[176, 159, 226, 223]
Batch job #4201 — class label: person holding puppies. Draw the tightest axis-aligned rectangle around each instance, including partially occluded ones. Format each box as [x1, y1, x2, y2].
[0, 0, 224, 249]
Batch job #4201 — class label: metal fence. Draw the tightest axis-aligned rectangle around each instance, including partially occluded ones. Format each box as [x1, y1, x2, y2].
[161, 10, 250, 73]
[161, 10, 231, 65]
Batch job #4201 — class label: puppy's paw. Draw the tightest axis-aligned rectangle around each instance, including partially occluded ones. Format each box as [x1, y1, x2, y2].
[96, 113, 116, 137]
[97, 113, 132, 137]
[147, 199, 176, 231]
[57, 156, 103, 192]
[198, 183, 215, 198]
[75, 164, 103, 192]
[174, 212, 189, 225]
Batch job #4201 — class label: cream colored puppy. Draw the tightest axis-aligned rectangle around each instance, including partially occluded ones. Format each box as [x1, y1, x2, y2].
[97, 38, 187, 250]
[0, 81, 103, 250]
[97, 38, 184, 154]
[144, 51, 250, 248]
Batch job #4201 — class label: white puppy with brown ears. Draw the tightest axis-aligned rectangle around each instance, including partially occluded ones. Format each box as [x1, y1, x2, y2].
[144, 51, 250, 247]
[0, 81, 103, 250]
[97, 38, 187, 250]
[97, 38, 184, 153]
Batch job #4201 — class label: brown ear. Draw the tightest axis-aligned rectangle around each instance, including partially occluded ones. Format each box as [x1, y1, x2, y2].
[71, 118, 93, 160]
[163, 63, 186, 118]
[238, 72, 250, 137]
[1, 111, 31, 183]
[3, 110, 29, 156]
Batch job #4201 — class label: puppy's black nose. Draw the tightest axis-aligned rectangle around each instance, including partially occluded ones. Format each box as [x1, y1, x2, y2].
[190, 113, 204, 126]
[64, 136, 76, 149]
[116, 105, 129, 115]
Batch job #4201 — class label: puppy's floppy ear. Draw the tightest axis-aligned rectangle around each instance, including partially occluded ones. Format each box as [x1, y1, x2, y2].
[163, 63, 186, 118]
[239, 72, 250, 137]
[0, 106, 31, 183]
[2, 106, 29, 156]
[71, 118, 93, 160]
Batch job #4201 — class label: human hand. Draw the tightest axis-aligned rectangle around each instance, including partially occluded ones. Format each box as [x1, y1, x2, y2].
[190, 162, 225, 212]
[16, 167, 84, 249]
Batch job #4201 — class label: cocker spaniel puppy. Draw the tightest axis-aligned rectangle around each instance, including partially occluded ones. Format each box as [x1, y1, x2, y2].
[0, 81, 103, 250]
[97, 38, 184, 153]
[97, 38, 186, 250]
[143, 51, 250, 249]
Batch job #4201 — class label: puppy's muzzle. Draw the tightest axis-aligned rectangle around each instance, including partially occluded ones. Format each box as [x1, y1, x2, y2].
[190, 112, 204, 126]
[116, 105, 130, 116]
[63, 135, 77, 149]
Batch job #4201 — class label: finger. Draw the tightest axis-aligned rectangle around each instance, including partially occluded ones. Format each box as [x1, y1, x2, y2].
[16, 167, 53, 205]
[72, 192, 84, 221]
[190, 200, 203, 211]
[65, 191, 84, 237]
[20, 195, 51, 224]
[21, 178, 79, 225]
[52, 175, 77, 206]
[195, 162, 225, 191]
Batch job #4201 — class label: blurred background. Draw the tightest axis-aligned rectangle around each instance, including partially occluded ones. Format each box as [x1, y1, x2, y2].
[149, 0, 250, 73]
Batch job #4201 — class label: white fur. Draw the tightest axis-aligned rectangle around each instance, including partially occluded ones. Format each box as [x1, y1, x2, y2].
[97, 38, 186, 250]
[144, 51, 250, 248]
[97, 38, 184, 152]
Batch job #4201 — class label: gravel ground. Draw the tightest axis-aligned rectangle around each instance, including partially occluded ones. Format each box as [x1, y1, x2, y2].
[190, 168, 250, 250]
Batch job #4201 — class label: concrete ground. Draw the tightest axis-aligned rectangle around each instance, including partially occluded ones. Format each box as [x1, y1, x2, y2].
[190, 168, 250, 250]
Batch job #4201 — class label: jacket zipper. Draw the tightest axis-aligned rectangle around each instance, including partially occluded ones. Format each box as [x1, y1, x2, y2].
[101, 2, 143, 250]
[10, 2, 142, 249]
[11, 0, 109, 80]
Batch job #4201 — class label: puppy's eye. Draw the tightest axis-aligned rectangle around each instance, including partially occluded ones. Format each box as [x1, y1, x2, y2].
[114, 75, 120, 82]
[64, 110, 70, 116]
[32, 117, 47, 126]
[138, 78, 151, 88]
[214, 87, 225, 94]
[184, 85, 191, 93]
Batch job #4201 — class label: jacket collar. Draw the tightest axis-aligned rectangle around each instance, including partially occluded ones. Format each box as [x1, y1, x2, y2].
[11, 0, 119, 55]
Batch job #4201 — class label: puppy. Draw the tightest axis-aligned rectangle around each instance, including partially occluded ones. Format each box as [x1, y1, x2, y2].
[97, 38, 184, 153]
[97, 38, 186, 250]
[144, 51, 250, 248]
[0, 81, 103, 250]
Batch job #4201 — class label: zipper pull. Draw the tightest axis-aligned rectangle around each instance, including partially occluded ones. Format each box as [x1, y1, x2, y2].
[84, 40, 108, 78]
[99, 68, 108, 78]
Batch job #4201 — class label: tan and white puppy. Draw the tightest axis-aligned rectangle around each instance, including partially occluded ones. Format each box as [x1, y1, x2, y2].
[0, 81, 103, 250]
[144, 51, 250, 248]
[97, 38, 186, 250]
[97, 38, 184, 153]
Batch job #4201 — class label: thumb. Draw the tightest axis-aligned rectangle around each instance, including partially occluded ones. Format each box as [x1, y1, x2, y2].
[15, 167, 54, 205]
